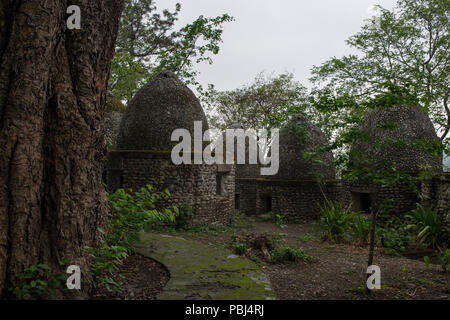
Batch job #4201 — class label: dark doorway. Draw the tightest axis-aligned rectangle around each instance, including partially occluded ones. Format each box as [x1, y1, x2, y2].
[119, 174, 124, 188]
[235, 194, 240, 210]
[360, 193, 371, 214]
[352, 192, 372, 214]
[264, 196, 272, 213]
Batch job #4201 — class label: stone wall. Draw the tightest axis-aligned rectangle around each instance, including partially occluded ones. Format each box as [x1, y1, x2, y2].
[192, 163, 236, 226]
[235, 179, 258, 216]
[235, 178, 342, 221]
[234, 174, 448, 223]
[106, 153, 448, 227]
[104, 111, 123, 148]
[255, 179, 338, 222]
[347, 179, 419, 216]
[106, 151, 235, 226]
[346, 174, 449, 220]
[422, 173, 450, 225]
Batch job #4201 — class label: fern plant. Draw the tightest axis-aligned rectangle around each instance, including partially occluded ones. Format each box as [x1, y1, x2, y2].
[319, 202, 357, 242]
[351, 215, 371, 245]
[406, 204, 448, 249]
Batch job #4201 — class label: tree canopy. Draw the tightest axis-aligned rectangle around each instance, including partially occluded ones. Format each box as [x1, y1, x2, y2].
[109, 0, 233, 105]
[310, 0, 450, 144]
[205, 72, 309, 131]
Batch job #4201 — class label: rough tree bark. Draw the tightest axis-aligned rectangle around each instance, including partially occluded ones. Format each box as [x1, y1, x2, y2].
[0, 0, 124, 297]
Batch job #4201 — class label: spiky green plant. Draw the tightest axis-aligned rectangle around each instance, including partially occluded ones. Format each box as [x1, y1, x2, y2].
[406, 204, 449, 249]
[319, 202, 357, 242]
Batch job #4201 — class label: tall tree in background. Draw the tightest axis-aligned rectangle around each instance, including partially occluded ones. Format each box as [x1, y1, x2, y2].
[205, 72, 309, 131]
[109, 0, 233, 105]
[311, 0, 449, 145]
[0, 0, 124, 297]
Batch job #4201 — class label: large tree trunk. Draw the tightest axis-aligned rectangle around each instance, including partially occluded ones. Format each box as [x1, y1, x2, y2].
[0, 0, 124, 297]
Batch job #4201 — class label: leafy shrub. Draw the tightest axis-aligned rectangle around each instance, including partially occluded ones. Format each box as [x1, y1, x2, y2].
[406, 204, 449, 249]
[90, 184, 177, 293]
[351, 215, 371, 244]
[231, 242, 247, 255]
[274, 214, 286, 228]
[438, 249, 450, 272]
[85, 245, 128, 294]
[378, 219, 411, 253]
[271, 246, 317, 264]
[107, 185, 177, 247]
[319, 202, 357, 242]
[268, 211, 286, 228]
[9, 264, 67, 300]
[174, 203, 194, 229]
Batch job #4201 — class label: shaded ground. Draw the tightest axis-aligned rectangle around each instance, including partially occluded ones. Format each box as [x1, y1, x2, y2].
[95, 253, 169, 300]
[134, 233, 275, 300]
[169, 219, 449, 300]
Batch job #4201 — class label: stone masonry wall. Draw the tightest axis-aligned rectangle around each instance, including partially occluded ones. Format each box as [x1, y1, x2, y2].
[106, 151, 234, 226]
[235, 179, 258, 216]
[347, 180, 419, 216]
[254, 179, 338, 222]
[422, 173, 450, 226]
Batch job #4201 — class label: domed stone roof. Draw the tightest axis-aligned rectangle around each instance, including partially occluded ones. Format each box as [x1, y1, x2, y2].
[223, 123, 261, 178]
[271, 114, 335, 180]
[350, 105, 442, 172]
[116, 71, 209, 151]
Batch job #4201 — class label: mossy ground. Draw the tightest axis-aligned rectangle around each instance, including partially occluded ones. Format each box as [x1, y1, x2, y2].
[135, 233, 275, 300]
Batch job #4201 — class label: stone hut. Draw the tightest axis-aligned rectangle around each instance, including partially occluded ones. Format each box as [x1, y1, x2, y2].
[234, 114, 339, 221]
[270, 114, 335, 180]
[348, 105, 443, 215]
[256, 115, 337, 220]
[106, 71, 235, 226]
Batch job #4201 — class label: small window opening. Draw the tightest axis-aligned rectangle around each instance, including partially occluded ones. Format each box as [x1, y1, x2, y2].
[264, 196, 272, 213]
[235, 194, 240, 210]
[216, 174, 222, 195]
[119, 174, 124, 189]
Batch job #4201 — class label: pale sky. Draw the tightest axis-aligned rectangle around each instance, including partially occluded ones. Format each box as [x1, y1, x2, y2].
[163, 0, 398, 91]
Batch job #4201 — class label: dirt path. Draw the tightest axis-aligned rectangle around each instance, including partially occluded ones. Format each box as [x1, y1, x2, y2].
[173, 221, 449, 300]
